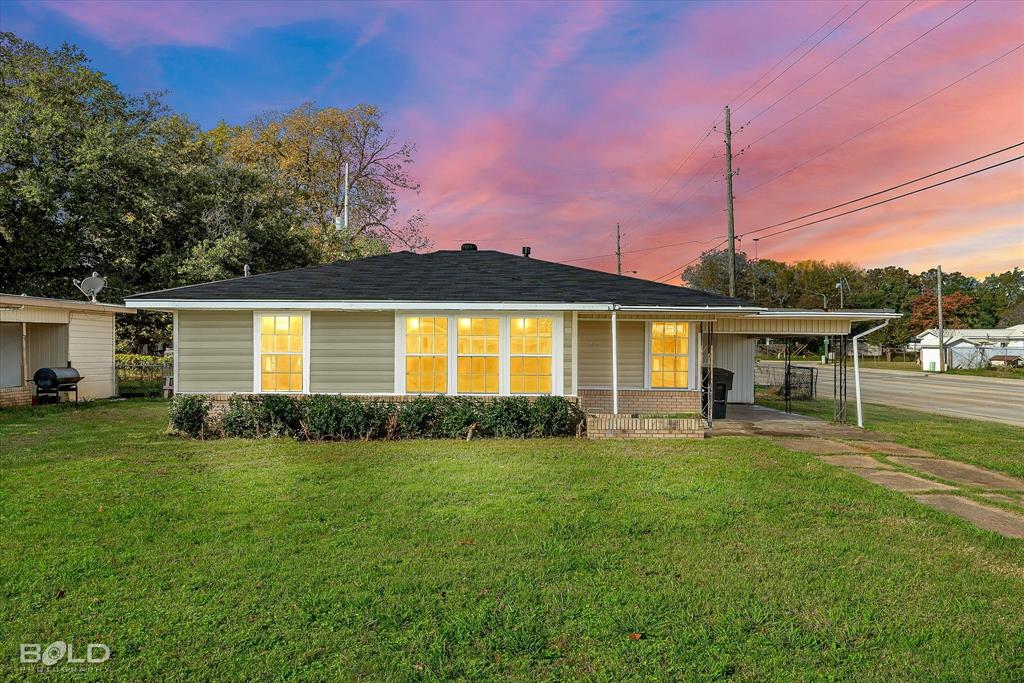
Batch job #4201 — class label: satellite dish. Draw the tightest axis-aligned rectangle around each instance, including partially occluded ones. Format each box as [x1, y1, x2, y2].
[74, 272, 106, 303]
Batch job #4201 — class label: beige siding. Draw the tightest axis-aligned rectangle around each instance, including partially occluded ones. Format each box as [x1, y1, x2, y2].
[310, 312, 395, 393]
[27, 323, 69, 374]
[68, 312, 117, 400]
[177, 311, 253, 393]
[577, 320, 645, 388]
[563, 312, 573, 394]
[715, 317, 851, 335]
[0, 307, 69, 324]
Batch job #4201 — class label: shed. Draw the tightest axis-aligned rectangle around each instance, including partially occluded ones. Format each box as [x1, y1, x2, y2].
[0, 294, 135, 407]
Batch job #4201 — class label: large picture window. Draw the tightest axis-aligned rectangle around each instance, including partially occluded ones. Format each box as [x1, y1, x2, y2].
[510, 317, 553, 394]
[405, 317, 448, 393]
[650, 322, 689, 388]
[457, 318, 499, 394]
[259, 314, 304, 392]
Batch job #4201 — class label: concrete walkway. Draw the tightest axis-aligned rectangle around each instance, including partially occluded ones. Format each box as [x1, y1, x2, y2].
[712, 404, 1024, 538]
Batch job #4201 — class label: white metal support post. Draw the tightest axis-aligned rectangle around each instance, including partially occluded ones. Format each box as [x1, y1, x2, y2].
[853, 320, 889, 428]
[611, 308, 619, 415]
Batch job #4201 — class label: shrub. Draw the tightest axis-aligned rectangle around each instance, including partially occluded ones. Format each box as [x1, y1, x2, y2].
[168, 394, 211, 438]
[480, 397, 533, 438]
[530, 395, 585, 437]
[433, 396, 482, 439]
[302, 394, 351, 440]
[397, 396, 441, 438]
[177, 394, 584, 441]
[220, 394, 304, 438]
[220, 395, 264, 438]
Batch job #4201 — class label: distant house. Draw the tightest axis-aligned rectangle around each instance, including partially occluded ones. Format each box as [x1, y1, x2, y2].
[124, 246, 896, 420]
[913, 324, 1024, 370]
[0, 294, 136, 407]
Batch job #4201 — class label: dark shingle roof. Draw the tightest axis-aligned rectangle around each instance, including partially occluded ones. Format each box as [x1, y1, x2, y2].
[128, 249, 750, 307]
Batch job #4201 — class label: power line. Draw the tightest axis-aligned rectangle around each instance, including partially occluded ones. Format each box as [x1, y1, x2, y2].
[560, 233, 725, 264]
[654, 239, 728, 283]
[738, 141, 1024, 238]
[743, 0, 915, 126]
[727, 4, 851, 110]
[740, 39, 1023, 196]
[563, 143, 1021, 273]
[745, 0, 978, 151]
[733, 1, 868, 114]
[750, 154, 1024, 242]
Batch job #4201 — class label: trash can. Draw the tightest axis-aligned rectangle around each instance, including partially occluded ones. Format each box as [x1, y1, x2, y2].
[711, 368, 733, 419]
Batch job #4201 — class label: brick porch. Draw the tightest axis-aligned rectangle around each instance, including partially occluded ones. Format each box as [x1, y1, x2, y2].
[577, 388, 701, 415]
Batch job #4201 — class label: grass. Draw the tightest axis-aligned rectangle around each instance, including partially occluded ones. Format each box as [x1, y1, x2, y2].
[2, 400, 1023, 680]
[948, 366, 1024, 380]
[757, 393, 1024, 479]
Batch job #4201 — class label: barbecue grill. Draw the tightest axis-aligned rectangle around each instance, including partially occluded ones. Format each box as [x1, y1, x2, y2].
[32, 362, 83, 404]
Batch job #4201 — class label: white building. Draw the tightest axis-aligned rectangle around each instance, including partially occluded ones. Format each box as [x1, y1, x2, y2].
[914, 324, 1024, 371]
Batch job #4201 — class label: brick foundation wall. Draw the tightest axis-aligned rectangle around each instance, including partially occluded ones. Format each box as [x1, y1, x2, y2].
[586, 414, 704, 439]
[0, 386, 33, 408]
[577, 388, 701, 415]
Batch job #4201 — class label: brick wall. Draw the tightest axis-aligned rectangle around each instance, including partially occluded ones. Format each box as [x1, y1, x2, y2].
[586, 414, 704, 439]
[0, 386, 32, 408]
[577, 388, 701, 415]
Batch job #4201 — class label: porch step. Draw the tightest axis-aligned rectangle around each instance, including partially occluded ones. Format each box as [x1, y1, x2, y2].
[586, 413, 705, 439]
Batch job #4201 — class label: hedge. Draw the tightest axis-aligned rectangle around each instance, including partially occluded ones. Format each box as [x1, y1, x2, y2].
[168, 394, 586, 441]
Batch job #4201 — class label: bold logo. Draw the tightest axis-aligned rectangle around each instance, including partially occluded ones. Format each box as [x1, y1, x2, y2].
[20, 641, 110, 667]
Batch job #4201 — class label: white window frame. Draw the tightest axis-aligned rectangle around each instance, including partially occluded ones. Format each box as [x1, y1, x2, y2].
[253, 311, 311, 394]
[643, 321, 697, 391]
[394, 312, 563, 396]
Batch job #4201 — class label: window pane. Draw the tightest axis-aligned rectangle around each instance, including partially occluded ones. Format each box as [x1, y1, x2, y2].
[650, 322, 689, 389]
[510, 317, 553, 395]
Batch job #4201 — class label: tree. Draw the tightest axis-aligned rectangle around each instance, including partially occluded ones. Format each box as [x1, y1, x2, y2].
[227, 103, 430, 262]
[0, 34, 316, 350]
[973, 268, 1024, 327]
[908, 291, 978, 333]
[0, 33, 163, 299]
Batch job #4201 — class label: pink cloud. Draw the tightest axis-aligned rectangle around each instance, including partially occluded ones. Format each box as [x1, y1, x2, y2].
[32, 0, 1024, 277]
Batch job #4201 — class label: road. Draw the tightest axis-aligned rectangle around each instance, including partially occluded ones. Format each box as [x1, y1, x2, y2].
[786, 363, 1024, 427]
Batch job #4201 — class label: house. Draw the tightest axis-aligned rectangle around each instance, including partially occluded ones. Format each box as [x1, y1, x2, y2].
[0, 294, 136, 407]
[124, 246, 897, 423]
[913, 325, 1024, 370]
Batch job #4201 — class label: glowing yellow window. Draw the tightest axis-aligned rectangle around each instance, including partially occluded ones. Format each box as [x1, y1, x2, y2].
[510, 317, 553, 394]
[457, 318, 499, 393]
[650, 322, 689, 388]
[405, 317, 448, 393]
[260, 315, 304, 392]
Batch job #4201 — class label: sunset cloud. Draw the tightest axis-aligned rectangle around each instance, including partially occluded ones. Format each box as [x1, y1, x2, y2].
[11, 0, 1022, 277]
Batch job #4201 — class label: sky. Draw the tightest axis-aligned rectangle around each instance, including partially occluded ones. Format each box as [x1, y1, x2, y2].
[4, 0, 1023, 280]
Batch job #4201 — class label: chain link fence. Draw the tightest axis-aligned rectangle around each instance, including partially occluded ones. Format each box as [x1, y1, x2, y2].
[755, 362, 817, 400]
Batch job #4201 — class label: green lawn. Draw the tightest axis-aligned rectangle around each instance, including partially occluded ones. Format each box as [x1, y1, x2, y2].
[2, 400, 1023, 680]
[948, 366, 1024, 380]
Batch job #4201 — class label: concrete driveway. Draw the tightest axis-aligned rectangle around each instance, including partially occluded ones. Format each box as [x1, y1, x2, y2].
[790, 363, 1024, 427]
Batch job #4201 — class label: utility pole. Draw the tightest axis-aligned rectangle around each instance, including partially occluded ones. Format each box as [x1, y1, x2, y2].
[936, 264, 945, 372]
[724, 105, 737, 297]
[615, 223, 622, 275]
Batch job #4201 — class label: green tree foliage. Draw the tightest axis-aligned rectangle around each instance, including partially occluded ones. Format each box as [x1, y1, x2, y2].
[0, 34, 325, 350]
[227, 103, 430, 263]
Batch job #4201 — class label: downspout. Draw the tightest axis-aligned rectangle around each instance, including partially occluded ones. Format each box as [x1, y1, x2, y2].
[853, 320, 888, 428]
[611, 305, 619, 415]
